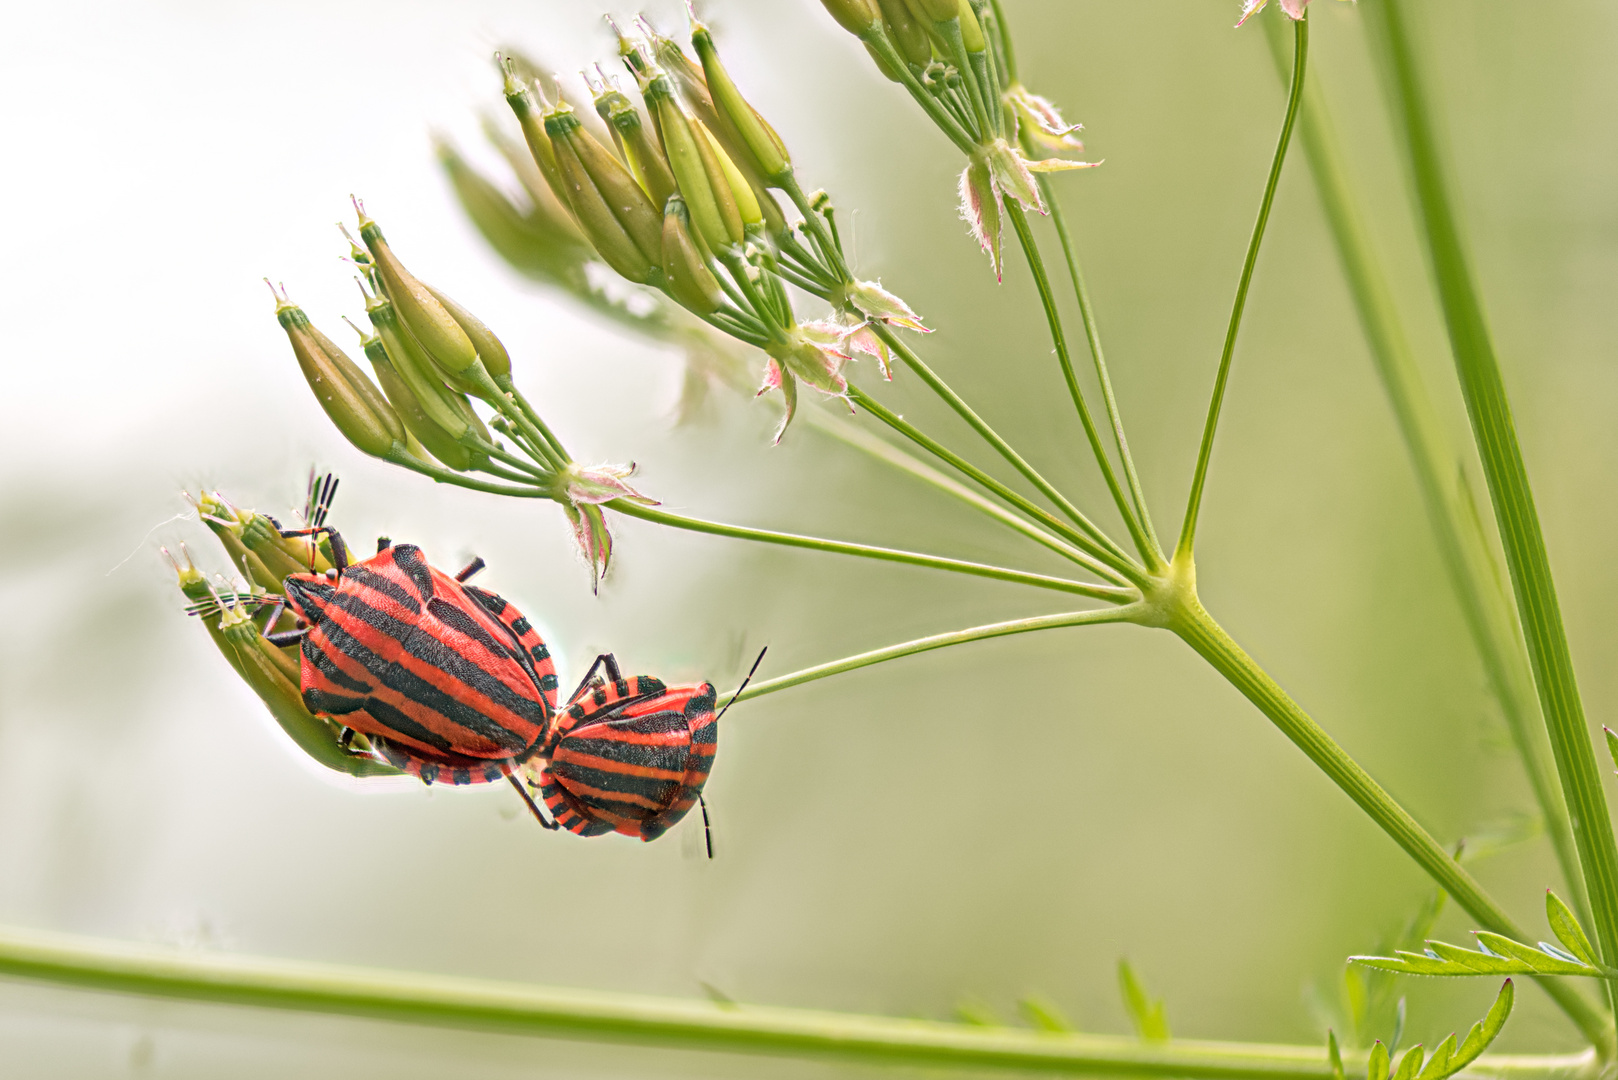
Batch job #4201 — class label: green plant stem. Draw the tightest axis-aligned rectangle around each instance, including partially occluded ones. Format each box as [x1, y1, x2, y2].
[1164, 587, 1611, 1049]
[734, 605, 1142, 703]
[804, 411, 1122, 577]
[0, 925, 1595, 1079]
[384, 448, 552, 499]
[1369, 0, 1618, 1026]
[873, 325, 1142, 577]
[861, 29, 977, 154]
[1006, 203, 1157, 569]
[847, 385, 1135, 587]
[611, 501, 1134, 602]
[987, 0, 1018, 81]
[1176, 15, 1307, 561]
[1258, 16, 1587, 932]
[1035, 180, 1164, 567]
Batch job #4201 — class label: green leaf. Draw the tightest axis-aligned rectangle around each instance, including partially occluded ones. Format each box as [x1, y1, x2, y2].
[1605, 727, 1618, 775]
[1415, 1034, 1455, 1080]
[1390, 1045, 1424, 1080]
[1018, 995, 1072, 1033]
[1117, 960, 1170, 1041]
[954, 998, 1001, 1027]
[1327, 1031, 1346, 1080]
[1454, 981, 1513, 1068]
[1367, 1041, 1390, 1080]
[1351, 930, 1602, 977]
[1545, 891, 1600, 967]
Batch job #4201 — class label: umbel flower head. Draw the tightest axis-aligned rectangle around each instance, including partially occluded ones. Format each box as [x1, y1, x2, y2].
[960, 140, 1096, 280]
[560, 463, 659, 592]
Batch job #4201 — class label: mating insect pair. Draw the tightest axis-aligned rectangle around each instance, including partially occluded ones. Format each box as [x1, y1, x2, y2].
[257, 514, 758, 853]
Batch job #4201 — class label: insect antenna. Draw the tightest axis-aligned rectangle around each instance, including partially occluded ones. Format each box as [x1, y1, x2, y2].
[698, 793, 714, 860]
[714, 646, 767, 724]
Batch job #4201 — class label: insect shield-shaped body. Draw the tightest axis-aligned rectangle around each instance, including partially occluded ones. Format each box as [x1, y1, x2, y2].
[534, 661, 720, 843]
[274, 534, 561, 817]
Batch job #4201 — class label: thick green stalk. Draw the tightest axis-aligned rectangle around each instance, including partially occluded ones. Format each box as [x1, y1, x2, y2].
[848, 385, 1137, 587]
[1177, 16, 1307, 560]
[0, 925, 1596, 1079]
[805, 411, 1123, 577]
[1162, 582, 1610, 1049]
[735, 605, 1143, 702]
[1368, 0, 1618, 1023]
[875, 324, 1144, 576]
[1258, 14, 1586, 929]
[1007, 203, 1158, 568]
[611, 501, 1134, 602]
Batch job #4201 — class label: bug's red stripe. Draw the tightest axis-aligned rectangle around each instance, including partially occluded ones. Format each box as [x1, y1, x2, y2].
[463, 584, 560, 711]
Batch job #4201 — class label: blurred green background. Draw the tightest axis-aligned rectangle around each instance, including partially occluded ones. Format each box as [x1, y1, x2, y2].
[2, 0, 1617, 1074]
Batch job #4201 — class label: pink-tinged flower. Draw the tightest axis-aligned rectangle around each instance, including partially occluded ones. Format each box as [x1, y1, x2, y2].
[838, 278, 928, 334]
[756, 321, 862, 443]
[1237, 0, 1348, 27]
[845, 325, 894, 381]
[558, 463, 657, 592]
[755, 357, 798, 445]
[1004, 84, 1085, 151]
[960, 140, 1097, 281]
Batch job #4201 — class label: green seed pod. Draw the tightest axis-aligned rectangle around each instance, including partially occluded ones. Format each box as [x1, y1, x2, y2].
[420, 284, 511, 383]
[544, 105, 662, 285]
[502, 59, 574, 214]
[202, 515, 284, 594]
[863, 41, 904, 82]
[909, 0, 959, 21]
[819, 0, 881, 35]
[696, 119, 762, 229]
[690, 20, 792, 184]
[436, 138, 591, 290]
[353, 206, 481, 378]
[356, 325, 476, 471]
[240, 514, 324, 582]
[212, 602, 402, 779]
[877, 0, 932, 66]
[690, 117, 744, 247]
[957, 0, 985, 52]
[272, 288, 404, 460]
[661, 195, 724, 316]
[547, 106, 663, 271]
[604, 96, 678, 211]
[363, 291, 470, 445]
[648, 77, 736, 254]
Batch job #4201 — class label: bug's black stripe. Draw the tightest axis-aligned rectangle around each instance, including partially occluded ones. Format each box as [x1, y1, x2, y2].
[361, 696, 456, 753]
[463, 584, 506, 616]
[510, 615, 531, 636]
[418, 762, 439, 784]
[345, 564, 421, 615]
[429, 595, 551, 716]
[317, 610, 533, 752]
[303, 687, 367, 716]
[529, 642, 550, 662]
[389, 545, 436, 603]
[301, 639, 373, 693]
[452, 768, 472, 786]
[331, 590, 547, 728]
[551, 758, 687, 804]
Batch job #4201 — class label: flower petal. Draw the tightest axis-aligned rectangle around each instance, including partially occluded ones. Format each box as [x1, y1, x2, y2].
[985, 139, 1045, 215]
[565, 462, 657, 507]
[1236, 0, 1269, 25]
[1279, 0, 1310, 17]
[769, 367, 798, 445]
[847, 279, 928, 332]
[846, 326, 894, 381]
[1006, 85, 1085, 151]
[958, 159, 1003, 281]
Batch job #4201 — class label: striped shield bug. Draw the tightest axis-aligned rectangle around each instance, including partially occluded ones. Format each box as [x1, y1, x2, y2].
[262, 523, 564, 829]
[532, 649, 764, 855]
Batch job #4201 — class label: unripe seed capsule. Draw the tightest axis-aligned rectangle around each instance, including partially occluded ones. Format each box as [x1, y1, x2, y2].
[364, 292, 470, 444]
[420, 284, 511, 383]
[545, 106, 662, 284]
[910, 0, 959, 21]
[551, 107, 663, 269]
[502, 59, 575, 215]
[356, 325, 476, 471]
[819, 0, 881, 35]
[354, 206, 481, 377]
[649, 79, 735, 253]
[876, 0, 933, 66]
[605, 98, 679, 210]
[690, 20, 792, 184]
[273, 288, 404, 460]
[957, 0, 985, 52]
[863, 42, 904, 83]
[690, 117, 744, 247]
[697, 119, 762, 228]
[661, 195, 724, 316]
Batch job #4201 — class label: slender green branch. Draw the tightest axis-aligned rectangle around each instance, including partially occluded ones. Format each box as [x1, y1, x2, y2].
[1164, 589, 1610, 1049]
[0, 925, 1596, 1079]
[1369, 0, 1618, 1024]
[987, 0, 1018, 82]
[611, 501, 1135, 602]
[385, 447, 552, 499]
[1005, 203, 1157, 567]
[862, 29, 978, 154]
[1259, 15, 1587, 931]
[1035, 180, 1163, 567]
[848, 384, 1137, 587]
[1176, 16, 1308, 560]
[735, 605, 1142, 702]
[803, 410, 1121, 578]
[875, 324, 1143, 576]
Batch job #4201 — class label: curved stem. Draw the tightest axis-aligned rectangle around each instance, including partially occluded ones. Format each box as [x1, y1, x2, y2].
[1176, 15, 1307, 561]
[1260, 14, 1588, 932]
[611, 501, 1134, 602]
[385, 447, 553, 499]
[1168, 586, 1610, 1049]
[1006, 204, 1158, 569]
[734, 606, 1142, 703]
[1370, 0, 1618, 1028]
[804, 411, 1115, 576]
[1035, 180, 1163, 564]
[848, 384, 1137, 587]
[875, 325, 1144, 576]
[0, 924, 1597, 1079]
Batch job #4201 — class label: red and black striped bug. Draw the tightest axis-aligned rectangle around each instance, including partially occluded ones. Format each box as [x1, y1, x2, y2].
[262, 524, 565, 829]
[530, 649, 763, 855]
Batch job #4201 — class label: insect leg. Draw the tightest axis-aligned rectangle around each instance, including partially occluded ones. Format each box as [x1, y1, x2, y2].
[275, 525, 351, 574]
[454, 556, 486, 583]
[506, 772, 558, 830]
[257, 596, 310, 648]
[565, 653, 623, 705]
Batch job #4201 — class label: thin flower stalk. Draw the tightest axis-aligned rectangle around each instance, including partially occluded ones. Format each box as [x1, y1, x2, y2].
[1367, 0, 1618, 1017]
[1176, 16, 1307, 561]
